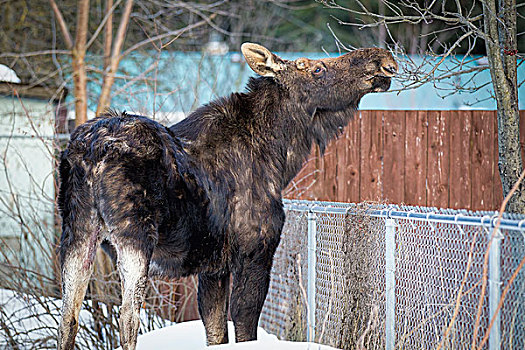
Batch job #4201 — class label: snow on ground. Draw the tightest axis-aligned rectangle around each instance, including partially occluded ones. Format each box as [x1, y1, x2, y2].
[0, 288, 171, 348]
[1, 289, 337, 349]
[125, 320, 338, 350]
[0, 288, 98, 348]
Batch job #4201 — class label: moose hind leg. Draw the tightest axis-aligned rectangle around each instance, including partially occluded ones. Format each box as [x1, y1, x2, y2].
[198, 272, 230, 345]
[113, 235, 155, 350]
[58, 213, 100, 350]
[230, 260, 273, 342]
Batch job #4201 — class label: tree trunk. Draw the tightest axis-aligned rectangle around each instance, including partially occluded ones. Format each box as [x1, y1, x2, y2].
[483, 0, 525, 213]
[72, 0, 90, 126]
[103, 0, 114, 72]
[96, 0, 134, 115]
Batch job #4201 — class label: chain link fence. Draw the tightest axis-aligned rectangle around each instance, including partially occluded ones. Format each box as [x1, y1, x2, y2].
[260, 200, 525, 349]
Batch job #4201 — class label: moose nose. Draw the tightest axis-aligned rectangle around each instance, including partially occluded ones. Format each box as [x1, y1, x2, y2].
[380, 63, 398, 77]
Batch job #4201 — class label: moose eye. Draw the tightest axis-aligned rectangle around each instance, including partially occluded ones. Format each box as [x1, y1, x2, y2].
[312, 65, 325, 77]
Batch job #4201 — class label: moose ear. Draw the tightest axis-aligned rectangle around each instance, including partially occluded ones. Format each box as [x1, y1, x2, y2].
[241, 43, 284, 77]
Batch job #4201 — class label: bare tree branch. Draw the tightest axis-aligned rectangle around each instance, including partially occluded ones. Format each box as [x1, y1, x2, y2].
[120, 15, 215, 58]
[501, 0, 518, 101]
[84, 0, 123, 52]
[0, 50, 71, 59]
[49, 0, 73, 49]
[96, 0, 134, 115]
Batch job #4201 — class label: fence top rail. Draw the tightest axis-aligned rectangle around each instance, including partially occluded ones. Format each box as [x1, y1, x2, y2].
[283, 199, 525, 232]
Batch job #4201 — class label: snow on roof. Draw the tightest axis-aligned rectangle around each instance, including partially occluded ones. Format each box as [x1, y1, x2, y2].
[0, 64, 21, 83]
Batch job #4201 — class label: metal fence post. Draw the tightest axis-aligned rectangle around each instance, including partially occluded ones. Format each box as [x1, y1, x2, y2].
[307, 210, 317, 342]
[385, 218, 396, 350]
[489, 228, 502, 350]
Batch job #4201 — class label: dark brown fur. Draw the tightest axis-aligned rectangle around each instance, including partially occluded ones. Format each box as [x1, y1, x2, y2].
[57, 43, 396, 350]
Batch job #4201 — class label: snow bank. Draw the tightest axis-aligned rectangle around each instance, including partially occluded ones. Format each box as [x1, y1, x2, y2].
[0, 289, 337, 349]
[0, 288, 171, 349]
[126, 320, 338, 350]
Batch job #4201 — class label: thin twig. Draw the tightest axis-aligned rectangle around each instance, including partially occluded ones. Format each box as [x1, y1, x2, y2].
[296, 253, 310, 336]
[49, 0, 73, 49]
[478, 254, 525, 349]
[120, 15, 215, 59]
[0, 50, 71, 59]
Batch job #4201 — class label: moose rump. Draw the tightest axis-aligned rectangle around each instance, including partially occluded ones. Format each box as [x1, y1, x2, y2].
[57, 114, 222, 350]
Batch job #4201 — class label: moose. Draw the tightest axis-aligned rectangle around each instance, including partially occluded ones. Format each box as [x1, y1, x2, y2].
[57, 43, 397, 349]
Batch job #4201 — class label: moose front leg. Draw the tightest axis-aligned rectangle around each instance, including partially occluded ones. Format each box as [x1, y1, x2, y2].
[198, 272, 230, 345]
[230, 258, 273, 342]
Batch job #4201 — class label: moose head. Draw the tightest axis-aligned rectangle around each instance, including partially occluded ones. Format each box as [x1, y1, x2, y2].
[241, 43, 397, 113]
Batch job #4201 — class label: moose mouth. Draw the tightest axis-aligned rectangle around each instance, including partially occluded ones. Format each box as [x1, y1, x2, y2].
[372, 63, 397, 92]
[372, 76, 393, 92]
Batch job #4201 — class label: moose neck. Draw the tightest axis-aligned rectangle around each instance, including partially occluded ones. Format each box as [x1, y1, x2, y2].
[171, 77, 360, 192]
[246, 77, 359, 188]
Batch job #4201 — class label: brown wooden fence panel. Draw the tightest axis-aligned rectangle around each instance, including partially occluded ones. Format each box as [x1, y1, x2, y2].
[494, 113, 503, 208]
[320, 133, 337, 200]
[285, 147, 318, 199]
[449, 110, 472, 209]
[404, 110, 428, 206]
[285, 110, 525, 211]
[383, 110, 406, 204]
[360, 110, 383, 201]
[427, 110, 450, 208]
[337, 115, 360, 202]
[470, 110, 496, 210]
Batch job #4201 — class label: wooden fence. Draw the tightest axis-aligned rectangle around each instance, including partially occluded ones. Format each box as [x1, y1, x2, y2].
[285, 110, 525, 211]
